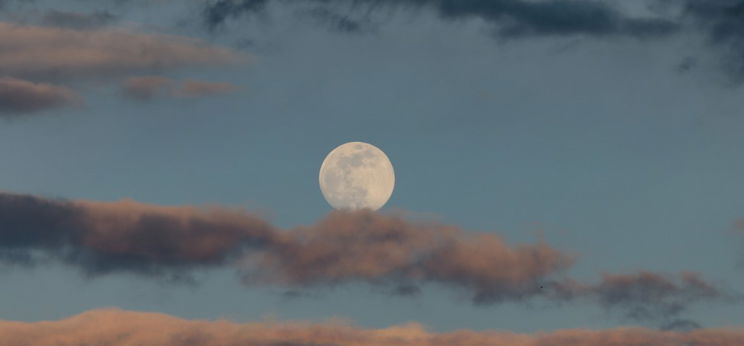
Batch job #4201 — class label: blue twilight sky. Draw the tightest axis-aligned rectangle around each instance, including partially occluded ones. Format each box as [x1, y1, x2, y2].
[0, 0, 742, 333]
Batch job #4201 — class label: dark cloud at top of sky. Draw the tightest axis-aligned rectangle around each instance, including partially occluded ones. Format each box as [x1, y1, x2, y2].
[202, 0, 678, 39]
[0, 191, 731, 327]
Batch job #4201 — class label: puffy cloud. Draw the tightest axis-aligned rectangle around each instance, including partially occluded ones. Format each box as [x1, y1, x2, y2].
[1, 308, 744, 346]
[0, 77, 79, 116]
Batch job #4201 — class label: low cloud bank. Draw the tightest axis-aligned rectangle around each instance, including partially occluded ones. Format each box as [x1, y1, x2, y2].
[1, 309, 743, 346]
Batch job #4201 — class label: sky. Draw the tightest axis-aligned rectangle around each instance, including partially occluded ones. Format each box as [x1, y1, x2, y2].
[0, 0, 744, 345]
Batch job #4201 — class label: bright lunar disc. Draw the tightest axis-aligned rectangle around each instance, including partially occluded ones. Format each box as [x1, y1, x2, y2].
[319, 142, 395, 211]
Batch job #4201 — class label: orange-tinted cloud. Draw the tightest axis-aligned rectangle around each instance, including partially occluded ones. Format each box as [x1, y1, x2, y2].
[0, 308, 743, 346]
[0, 77, 79, 116]
[0, 22, 247, 80]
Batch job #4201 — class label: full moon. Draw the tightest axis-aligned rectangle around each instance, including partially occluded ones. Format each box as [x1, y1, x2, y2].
[319, 142, 395, 211]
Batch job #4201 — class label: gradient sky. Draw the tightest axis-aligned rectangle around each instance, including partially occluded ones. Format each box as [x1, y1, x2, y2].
[0, 0, 743, 340]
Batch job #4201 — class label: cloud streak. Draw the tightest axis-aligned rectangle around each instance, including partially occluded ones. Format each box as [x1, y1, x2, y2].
[1, 308, 744, 346]
[0, 192, 729, 326]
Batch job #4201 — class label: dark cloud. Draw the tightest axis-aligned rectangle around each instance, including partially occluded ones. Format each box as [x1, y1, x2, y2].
[0, 192, 729, 325]
[203, 0, 678, 39]
[3, 308, 744, 346]
[40, 10, 117, 30]
[0, 77, 79, 116]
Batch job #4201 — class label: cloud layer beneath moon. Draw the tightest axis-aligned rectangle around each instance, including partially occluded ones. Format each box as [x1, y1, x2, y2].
[2, 308, 744, 346]
[0, 192, 731, 328]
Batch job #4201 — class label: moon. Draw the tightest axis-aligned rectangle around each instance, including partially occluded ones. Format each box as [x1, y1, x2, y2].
[319, 142, 395, 211]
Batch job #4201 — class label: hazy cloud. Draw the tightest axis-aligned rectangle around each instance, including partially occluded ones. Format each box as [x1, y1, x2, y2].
[1, 308, 744, 346]
[0, 77, 79, 116]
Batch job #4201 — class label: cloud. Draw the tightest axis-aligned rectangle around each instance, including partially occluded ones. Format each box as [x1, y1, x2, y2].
[0, 191, 729, 325]
[40, 10, 117, 30]
[1, 308, 744, 346]
[121, 76, 239, 100]
[0, 21, 247, 81]
[0, 77, 80, 116]
[203, 0, 677, 39]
